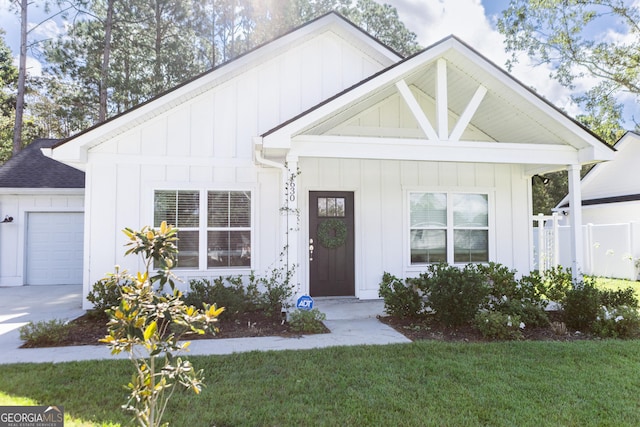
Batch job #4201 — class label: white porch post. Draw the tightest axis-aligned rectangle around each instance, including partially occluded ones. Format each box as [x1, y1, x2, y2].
[567, 164, 584, 281]
[284, 155, 299, 292]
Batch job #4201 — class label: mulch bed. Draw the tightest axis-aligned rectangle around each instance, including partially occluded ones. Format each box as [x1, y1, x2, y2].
[22, 309, 591, 348]
[21, 311, 327, 348]
[378, 311, 592, 342]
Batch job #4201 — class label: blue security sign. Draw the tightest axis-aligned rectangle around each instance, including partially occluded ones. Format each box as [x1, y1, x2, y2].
[296, 295, 314, 311]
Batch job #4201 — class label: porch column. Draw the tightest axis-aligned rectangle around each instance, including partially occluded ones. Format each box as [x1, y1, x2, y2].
[284, 154, 299, 291]
[567, 164, 584, 282]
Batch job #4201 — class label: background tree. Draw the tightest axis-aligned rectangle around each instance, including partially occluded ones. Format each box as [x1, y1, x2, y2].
[498, 0, 638, 141]
[498, 0, 640, 214]
[0, 29, 40, 163]
[13, 0, 28, 156]
[39, 0, 420, 135]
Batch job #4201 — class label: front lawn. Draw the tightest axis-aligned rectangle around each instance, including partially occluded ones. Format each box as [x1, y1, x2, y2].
[2, 340, 640, 426]
[594, 276, 640, 296]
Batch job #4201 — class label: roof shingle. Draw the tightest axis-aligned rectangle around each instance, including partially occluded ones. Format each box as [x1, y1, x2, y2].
[0, 139, 85, 188]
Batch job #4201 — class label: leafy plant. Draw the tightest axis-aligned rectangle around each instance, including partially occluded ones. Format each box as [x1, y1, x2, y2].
[415, 263, 489, 327]
[19, 319, 71, 347]
[86, 270, 132, 318]
[479, 263, 548, 327]
[474, 311, 523, 341]
[497, 300, 549, 328]
[250, 258, 296, 317]
[183, 276, 257, 319]
[100, 221, 224, 427]
[540, 266, 574, 303]
[289, 308, 327, 333]
[561, 280, 601, 331]
[592, 306, 640, 339]
[600, 287, 639, 309]
[378, 272, 422, 318]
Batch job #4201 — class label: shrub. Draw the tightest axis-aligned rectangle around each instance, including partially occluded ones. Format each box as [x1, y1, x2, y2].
[289, 308, 327, 333]
[251, 266, 296, 317]
[19, 319, 71, 347]
[592, 306, 640, 339]
[478, 262, 519, 302]
[416, 263, 489, 327]
[474, 311, 523, 340]
[540, 266, 574, 302]
[562, 280, 601, 331]
[183, 276, 255, 318]
[600, 287, 639, 308]
[378, 272, 422, 318]
[479, 263, 548, 326]
[86, 269, 131, 318]
[496, 300, 549, 328]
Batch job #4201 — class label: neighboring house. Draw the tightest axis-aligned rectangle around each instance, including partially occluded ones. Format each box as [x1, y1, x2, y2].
[45, 13, 613, 309]
[557, 132, 640, 224]
[0, 138, 85, 286]
[554, 131, 640, 279]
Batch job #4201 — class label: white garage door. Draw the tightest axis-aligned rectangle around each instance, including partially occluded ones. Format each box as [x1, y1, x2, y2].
[26, 212, 84, 285]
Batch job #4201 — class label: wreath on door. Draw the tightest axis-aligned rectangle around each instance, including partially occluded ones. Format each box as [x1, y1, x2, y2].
[317, 218, 348, 249]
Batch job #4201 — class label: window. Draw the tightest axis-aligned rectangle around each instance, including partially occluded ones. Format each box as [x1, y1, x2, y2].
[207, 191, 251, 268]
[317, 197, 345, 217]
[410, 192, 488, 265]
[154, 190, 199, 268]
[154, 190, 251, 269]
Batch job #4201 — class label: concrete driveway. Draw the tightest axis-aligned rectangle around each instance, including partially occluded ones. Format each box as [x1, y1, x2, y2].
[0, 285, 84, 350]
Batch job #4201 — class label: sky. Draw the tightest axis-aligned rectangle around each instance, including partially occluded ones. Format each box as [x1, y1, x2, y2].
[0, 0, 635, 127]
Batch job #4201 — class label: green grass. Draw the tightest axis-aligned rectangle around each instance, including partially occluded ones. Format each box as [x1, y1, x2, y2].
[593, 276, 640, 296]
[2, 340, 640, 426]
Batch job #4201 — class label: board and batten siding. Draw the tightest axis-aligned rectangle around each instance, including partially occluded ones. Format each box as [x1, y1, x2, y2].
[81, 29, 388, 306]
[0, 193, 84, 286]
[298, 158, 531, 299]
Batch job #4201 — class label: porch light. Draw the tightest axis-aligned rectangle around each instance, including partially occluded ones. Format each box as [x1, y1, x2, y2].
[532, 174, 550, 185]
[1, 215, 13, 223]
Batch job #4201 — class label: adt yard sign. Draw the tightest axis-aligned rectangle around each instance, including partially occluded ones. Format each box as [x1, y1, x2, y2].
[296, 295, 314, 311]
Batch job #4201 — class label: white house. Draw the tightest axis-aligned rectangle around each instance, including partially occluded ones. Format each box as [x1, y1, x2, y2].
[557, 132, 640, 223]
[554, 131, 640, 279]
[0, 138, 85, 286]
[44, 13, 614, 308]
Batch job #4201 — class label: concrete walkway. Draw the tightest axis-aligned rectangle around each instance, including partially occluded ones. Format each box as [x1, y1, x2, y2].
[0, 286, 410, 364]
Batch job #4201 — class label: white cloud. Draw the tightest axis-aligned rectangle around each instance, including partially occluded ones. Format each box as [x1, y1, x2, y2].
[28, 18, 65, 43]
[389, 0, 578, 115]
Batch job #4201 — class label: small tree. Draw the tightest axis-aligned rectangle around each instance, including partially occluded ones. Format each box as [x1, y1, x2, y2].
[100, 221, 223, 427]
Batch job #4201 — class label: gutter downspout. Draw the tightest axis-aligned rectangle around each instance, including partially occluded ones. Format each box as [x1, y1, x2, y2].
[253, 138, 293, 279]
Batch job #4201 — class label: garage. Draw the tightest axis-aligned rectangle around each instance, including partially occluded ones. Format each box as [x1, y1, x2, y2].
[26, 212, 84, 285]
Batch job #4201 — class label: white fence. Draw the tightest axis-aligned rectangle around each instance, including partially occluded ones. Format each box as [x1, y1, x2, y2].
[533, 217, 640, 280]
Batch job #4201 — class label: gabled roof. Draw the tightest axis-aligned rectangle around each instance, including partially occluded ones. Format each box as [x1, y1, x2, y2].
[259, 35, 614, 169]
[556, 131, 639, 209]
[47, 12, 402, 170]
[0, 139, 85, 189]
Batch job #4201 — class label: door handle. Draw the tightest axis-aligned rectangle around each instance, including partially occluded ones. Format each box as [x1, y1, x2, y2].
[309, 238, 314, 262]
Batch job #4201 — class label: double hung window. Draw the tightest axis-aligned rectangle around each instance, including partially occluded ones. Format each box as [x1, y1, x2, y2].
[410, 192, 489, 265]
[154, 190, 251, 269]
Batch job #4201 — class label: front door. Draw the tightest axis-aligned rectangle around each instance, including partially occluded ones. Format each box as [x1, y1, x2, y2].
[309, 191, 355, 297]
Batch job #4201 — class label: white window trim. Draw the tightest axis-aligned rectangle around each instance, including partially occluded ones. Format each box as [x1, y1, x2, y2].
[151, 187, 255, 273]
[404, 187, 495, 273]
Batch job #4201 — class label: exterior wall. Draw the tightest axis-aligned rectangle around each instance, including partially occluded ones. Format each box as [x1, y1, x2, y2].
[0, 192, 84, 286]
[581, 202, 640, 225]
[297, 158, 532, 299]
[83, 157, 282, 305]
[580, 134, 640, 201]
[81, 29, 387, 307]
